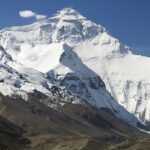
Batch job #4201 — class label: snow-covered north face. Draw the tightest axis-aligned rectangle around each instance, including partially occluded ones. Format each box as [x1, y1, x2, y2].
[0, 8, 150, 126]
[0, 43, 139, 127]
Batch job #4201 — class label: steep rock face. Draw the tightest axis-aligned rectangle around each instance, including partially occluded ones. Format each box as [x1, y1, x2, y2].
[0, 8, 149, 126]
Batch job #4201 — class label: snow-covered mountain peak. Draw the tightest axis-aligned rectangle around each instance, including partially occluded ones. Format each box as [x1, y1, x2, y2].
[0, 8, 150, 127]
[53, 7, 85, 20]
[0, 8, 107, 50]
[50, 8, 106, 45]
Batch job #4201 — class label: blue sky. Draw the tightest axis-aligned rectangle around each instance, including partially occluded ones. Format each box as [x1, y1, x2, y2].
[0, 0, 150, 56]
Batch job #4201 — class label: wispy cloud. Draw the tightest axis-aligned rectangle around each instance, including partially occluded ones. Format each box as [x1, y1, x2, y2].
[19, 10, 47, 20]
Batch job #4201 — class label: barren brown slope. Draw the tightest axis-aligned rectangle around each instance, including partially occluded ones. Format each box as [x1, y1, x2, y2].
[0, 116, 30, 150]
[0, 94, 149, 150]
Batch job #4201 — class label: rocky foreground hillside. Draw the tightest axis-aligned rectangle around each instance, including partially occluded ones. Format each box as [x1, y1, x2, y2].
[0, 94, 149, 150]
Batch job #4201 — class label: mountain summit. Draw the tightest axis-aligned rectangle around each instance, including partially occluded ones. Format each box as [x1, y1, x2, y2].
[0, 8, 150, 128]
[54, 7, 86, 19]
